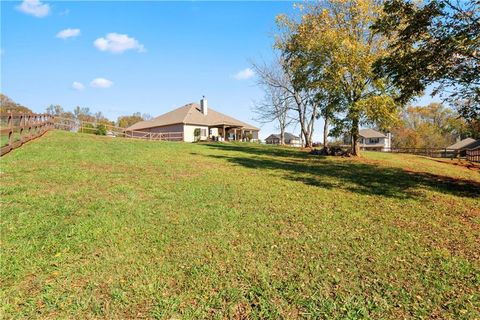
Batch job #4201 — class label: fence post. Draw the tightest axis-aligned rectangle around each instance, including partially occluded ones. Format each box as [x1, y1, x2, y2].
[7, 113, 13, 147]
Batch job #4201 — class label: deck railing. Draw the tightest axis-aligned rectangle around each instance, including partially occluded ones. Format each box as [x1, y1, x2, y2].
[0, 113, 54, 156]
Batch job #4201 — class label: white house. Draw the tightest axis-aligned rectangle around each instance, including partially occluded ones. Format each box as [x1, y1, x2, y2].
[344, 128, 391, 151]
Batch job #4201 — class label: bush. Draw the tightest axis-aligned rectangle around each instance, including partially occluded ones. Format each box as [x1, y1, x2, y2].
[96, 124, 107, 136]
[194, 128, 201, 142]
[247, 133, 253, 141]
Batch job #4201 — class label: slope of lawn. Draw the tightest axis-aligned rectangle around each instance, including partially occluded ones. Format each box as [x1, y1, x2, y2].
[1, 130, 479, 319]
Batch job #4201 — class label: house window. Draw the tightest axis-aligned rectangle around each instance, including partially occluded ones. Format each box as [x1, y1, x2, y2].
[369, 138, 380, 144]
[200, 128, 207, 137]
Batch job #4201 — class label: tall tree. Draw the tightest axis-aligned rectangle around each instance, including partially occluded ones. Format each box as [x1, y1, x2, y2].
[73, 106, 95, 122]
[252, 59, 293, 145]
[277, 0, 400, 155]
[251, 57, 315, 147]
[373, 0, 480, 121]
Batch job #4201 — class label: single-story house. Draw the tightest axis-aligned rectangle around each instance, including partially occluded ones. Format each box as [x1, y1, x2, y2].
[344, 128, 391, 151]
[265, 132, 302, 147]
[446, 138, 479, 150]
[125, 97, 259, 142]
[446, 138, 480, 156]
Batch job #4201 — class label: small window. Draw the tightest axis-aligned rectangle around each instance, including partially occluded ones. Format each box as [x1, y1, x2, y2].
[370, 138, 380, 144]
[200, 128, 207, 136]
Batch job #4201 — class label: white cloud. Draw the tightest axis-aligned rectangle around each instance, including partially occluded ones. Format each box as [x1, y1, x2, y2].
[233, 68, 254, 80]
[93, 33, 145, 54]
[90, 78, 113, 88]
[71, 81, 85, 91]
[57, 28, 80, 39]
[17, 0, 50, 18]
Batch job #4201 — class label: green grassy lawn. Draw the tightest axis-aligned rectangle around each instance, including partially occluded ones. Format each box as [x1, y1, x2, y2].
[1, 130, 479, 319]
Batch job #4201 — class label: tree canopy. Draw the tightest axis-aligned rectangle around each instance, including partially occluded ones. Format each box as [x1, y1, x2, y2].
[117, 112, 145, 128]
[373, 0, 480, 120]
[0, 94, 33, 114]
[276, 0, 401, 155]
[391, 103, 473, 148]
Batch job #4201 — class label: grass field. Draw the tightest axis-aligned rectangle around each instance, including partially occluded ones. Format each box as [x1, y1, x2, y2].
[1, 130, 479, 319]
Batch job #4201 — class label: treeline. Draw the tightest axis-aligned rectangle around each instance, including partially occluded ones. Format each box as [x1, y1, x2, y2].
[0, 94, 149, 135]
[46, 104, 151, 135]
[254, 0, 479, 155]
[392, 103, 479, 149]
[0, 94, 33, 114]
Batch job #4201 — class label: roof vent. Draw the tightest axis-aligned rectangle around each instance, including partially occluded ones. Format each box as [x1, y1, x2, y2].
[200, 96, 208, 115]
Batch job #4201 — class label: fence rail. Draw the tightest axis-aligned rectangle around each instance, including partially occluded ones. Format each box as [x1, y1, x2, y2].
[0, 113, 54, 156]
[389, 147, 459, 158]
[466, 147, 480, 162]
[53, 117, 183, 141]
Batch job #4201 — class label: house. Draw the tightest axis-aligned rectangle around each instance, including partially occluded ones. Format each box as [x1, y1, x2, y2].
[446, 138, 479, 150]
[344, 128, 391, 151]
[446, 138, 480, 156]
[265, 132, 302, 147]
[125, 97, 259, 142]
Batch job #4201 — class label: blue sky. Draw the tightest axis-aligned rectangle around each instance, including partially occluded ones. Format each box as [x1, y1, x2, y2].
[1, 0, 437, 141]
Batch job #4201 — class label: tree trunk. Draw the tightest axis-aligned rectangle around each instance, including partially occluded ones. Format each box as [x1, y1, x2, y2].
[351, 118, 360, 156]
[323, 115, 329, 147]
[280, 128, 285, 145]
[303, 129, 312, 148]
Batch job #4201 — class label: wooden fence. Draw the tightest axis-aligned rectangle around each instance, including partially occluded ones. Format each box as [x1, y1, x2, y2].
[0, 113, 54, 156]
[53, 117, 183, 141]
[389, 147, 458, 158]
[466, 147, 480, 162]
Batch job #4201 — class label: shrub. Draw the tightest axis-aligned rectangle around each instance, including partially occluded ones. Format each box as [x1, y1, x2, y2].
[96, 124, 107, 135]
[194, 128, 201, 142]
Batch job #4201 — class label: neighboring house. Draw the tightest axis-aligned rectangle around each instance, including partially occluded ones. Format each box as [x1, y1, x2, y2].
[446, 138, 479, 150]
[446, 138, 480, 156]
[125, 97, 259, 142]
[344, 128, 392, 151]
[265, 132, 302, 147]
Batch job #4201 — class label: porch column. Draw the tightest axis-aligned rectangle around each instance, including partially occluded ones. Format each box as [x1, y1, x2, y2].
[234, 129, 237, 141]
[223, 125, 226, 140]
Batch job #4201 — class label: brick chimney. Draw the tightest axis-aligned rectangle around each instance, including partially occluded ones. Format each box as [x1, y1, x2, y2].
[200, 96, 208, 115]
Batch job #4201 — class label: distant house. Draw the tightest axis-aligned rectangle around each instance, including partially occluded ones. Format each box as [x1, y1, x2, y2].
[446, 138, 479, 150]
[265, 132, 302, 147]
[344, 128, 391, 151]
[446, 138, 480, 156]
[125, 97, 259, 142]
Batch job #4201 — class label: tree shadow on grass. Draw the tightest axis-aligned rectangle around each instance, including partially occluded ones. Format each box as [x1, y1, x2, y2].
[197, 144, 480, 200]
[201, 143, 311, 159]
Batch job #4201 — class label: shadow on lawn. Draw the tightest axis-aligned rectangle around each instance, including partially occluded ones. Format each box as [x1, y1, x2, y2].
[198, 143, 480, 199]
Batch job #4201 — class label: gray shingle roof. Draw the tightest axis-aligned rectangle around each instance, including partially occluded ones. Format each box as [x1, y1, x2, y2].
[447, 138, 478, 150]
[265, 132, 300, 141]
[126, 103, 259, 131]
[359, 128, 386, 138]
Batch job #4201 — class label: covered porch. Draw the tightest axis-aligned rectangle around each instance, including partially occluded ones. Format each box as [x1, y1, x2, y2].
[209, 124, 257, 142]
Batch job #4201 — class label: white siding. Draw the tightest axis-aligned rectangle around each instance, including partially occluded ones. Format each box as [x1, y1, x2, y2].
[183, 124, 209, 142]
